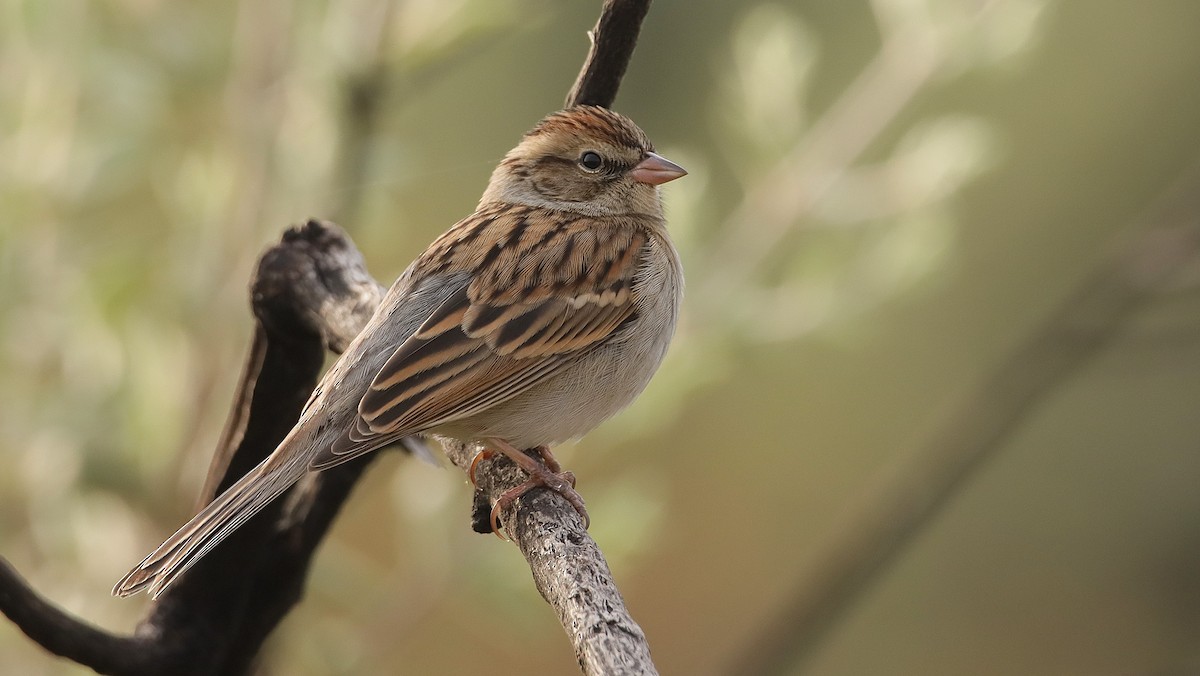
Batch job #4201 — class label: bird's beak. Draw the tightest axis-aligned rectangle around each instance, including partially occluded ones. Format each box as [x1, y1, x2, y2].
[630, 152, 687, 185]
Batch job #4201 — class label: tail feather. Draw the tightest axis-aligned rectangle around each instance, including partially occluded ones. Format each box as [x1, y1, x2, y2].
[113, 451, 310, 598]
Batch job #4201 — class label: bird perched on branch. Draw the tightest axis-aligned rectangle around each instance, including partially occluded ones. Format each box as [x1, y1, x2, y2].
[114, 105, 686, 598]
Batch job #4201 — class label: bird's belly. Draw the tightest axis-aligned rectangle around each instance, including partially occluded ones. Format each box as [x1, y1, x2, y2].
[436, 317, 674, 450]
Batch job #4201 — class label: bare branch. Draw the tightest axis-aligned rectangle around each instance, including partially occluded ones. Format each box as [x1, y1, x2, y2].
[140, 220, 392, 675]
[1, 221, 390, 676]
[0, 559, 152, 675]
[443, 440, 660, 676]
[566, 0, 652, 109]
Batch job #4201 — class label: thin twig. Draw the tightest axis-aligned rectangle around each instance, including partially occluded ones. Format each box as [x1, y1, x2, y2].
[733, 161, 1200, 675]
[567, 0, 652, 109]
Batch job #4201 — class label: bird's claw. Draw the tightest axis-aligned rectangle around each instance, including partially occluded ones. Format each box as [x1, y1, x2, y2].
[481, 443, 589, 539]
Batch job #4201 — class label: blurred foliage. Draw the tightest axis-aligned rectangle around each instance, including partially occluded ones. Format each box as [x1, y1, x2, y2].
[3, 0, 1200, 674]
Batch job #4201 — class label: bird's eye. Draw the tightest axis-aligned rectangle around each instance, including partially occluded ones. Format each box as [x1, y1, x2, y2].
[579, 151, 603, 171]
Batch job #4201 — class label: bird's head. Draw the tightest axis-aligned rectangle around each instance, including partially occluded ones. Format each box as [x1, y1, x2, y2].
[482, 105, 686, 217]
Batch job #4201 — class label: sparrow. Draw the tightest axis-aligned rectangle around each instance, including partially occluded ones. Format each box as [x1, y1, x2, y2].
[113, 105, 686, 598]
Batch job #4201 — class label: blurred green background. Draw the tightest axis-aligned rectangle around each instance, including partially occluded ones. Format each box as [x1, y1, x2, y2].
[3, 0, 1200, 674]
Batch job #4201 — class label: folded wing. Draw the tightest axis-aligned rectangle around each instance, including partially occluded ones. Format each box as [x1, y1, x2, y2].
[310, 211, 646, 469]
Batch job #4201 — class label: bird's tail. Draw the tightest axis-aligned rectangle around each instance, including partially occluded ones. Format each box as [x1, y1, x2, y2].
[112, 447, 310, 598]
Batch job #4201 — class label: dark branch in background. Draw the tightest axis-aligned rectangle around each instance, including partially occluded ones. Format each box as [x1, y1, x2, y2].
[734, 162, 1200, 676]
[0, 559, 141, 674]
[2, 221, 385, 675]
[1, 1, 658, 674]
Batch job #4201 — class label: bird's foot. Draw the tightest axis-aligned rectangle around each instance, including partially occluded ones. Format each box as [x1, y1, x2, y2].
[482, 440, 589, 539]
